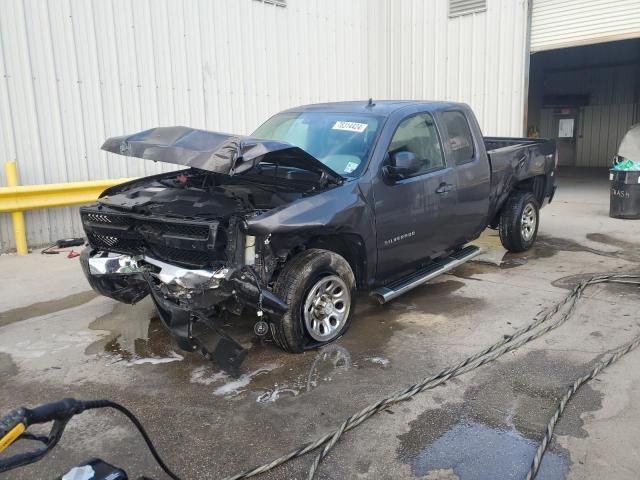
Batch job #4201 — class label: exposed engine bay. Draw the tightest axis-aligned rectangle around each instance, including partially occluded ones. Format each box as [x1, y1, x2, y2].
[82, 167, 325, 269]
[80, 167, 335, 373]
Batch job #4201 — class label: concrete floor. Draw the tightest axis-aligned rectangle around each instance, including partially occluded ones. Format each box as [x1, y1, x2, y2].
[1, 168, 639, 480]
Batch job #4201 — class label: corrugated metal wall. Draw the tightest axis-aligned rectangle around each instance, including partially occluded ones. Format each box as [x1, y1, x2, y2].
[576, 103, 639, 167]
[539, 104, 640, 167]
[0, 0, 529, 251]
[531, 0, 640, 52]
[549, 63, 640, 168]
[538, 63, 640, 167]
[544, 64, 638, 106]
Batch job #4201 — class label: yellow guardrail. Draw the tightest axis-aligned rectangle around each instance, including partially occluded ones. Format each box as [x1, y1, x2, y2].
[1, 161, 133, 255]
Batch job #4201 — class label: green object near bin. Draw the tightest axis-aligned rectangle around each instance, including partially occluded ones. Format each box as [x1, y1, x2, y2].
[612, 159, 640, 171]
[610, 124, 640, 218]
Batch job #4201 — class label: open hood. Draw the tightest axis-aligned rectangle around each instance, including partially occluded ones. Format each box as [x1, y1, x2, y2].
[101, 126, 344, 184]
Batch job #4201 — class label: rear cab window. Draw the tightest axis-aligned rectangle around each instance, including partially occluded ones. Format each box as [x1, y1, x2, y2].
[442, 111, 475, 165]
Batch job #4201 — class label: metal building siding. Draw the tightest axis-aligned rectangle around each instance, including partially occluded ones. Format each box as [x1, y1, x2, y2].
[539, 62, 640, 168]
[540, 103, 639, 168]
[0, 0, 528, 251]
[366, 0, 529, 136]
[544, 64, 638, 106]
[531, 0, 640, 52]
[576, 103, 639, 167]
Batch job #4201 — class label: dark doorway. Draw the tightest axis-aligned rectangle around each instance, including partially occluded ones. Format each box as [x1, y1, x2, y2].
[527, 38, 640, 168]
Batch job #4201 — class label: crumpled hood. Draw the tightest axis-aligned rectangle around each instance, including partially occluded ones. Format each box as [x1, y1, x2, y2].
[101, 126, 344, 183]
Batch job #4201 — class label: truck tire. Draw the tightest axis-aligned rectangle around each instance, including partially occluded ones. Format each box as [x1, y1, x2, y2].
[499, 191, 540, 253]
[272, 249, 356, 352]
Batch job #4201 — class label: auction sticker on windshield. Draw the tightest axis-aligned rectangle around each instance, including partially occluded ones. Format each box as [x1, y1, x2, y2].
[344, 161, 359, 173]
[332, 121, 368, 133]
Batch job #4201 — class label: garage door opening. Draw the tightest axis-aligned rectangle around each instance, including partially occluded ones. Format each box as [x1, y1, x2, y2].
[527, 38, 640, 169]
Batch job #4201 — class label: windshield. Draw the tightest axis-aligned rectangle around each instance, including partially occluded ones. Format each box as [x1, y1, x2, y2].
[252, 112, 384, 177]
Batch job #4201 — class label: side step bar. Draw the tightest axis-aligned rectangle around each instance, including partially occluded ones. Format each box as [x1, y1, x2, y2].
[371, 245, 481, 304]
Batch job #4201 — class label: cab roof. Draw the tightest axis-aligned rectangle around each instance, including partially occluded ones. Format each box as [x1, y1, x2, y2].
[283, 100, 468, 116]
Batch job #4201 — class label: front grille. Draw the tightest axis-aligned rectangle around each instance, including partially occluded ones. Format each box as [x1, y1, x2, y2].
[83, 212, 210, 239]
[148, 245, 212, 267]
[81, 208, 224, 268]
[160, 222, 210, 238]
[87, 233, 145, 255]
[85, 212, 118, 224]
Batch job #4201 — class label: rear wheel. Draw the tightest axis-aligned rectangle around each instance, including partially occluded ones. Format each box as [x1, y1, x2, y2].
[499, 191, 540, 252]
[272, 249, 356, 352]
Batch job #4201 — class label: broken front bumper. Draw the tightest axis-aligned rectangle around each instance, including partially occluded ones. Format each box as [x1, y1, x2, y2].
[80, 249, 288, 373]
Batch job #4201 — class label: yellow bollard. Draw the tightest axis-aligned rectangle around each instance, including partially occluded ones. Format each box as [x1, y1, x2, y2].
[5, 161, 28, 255]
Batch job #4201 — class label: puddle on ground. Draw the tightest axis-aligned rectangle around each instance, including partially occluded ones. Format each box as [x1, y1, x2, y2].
[551, 273, 640, 301]
[551, 273, 605, 290]
[253, 345, 390, 403]
[243, 282, 482, 401]
[398, 350, 605, 479]
[0, 291, 98, 328]
[85, 299, 182, 365]
[221, 281, 483, 402]
[364, 356, 390, 366]
[463, 350, 603, 439]
[187, 340, 393, 403]
[190, 362, 282, 397]
[356, 280, 485, 319]
[537, 235, 639, 263]
[79, 276, 482, 400]
[189, 344, 356, 401]
[401, 421, 568, 479]
[80, 290, 406, 397]
[451, 261, 500, 278]
[457, 233, 640, 275]
[586, 233, 640, 252]
[524, 234, 640, 265]
[0, 352, 18, 379]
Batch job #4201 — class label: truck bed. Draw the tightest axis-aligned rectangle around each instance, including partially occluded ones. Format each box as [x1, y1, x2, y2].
[484, 136, 550, 153]
[483, 136, 556, 223]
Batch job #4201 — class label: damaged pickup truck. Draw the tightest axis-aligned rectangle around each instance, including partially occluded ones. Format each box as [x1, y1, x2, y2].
[80, 101, 556, 372]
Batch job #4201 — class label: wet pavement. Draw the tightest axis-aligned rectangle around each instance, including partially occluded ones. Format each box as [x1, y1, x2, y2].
[1, 168, 640, 479]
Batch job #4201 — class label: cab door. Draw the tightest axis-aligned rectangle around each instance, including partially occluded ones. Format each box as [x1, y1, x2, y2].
[438, 110, 491, 244]
[372, 112, 458, 281]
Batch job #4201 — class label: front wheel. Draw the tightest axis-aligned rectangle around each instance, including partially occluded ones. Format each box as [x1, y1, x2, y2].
[499, 191, 540, 252]
[271, 249, 356, 352]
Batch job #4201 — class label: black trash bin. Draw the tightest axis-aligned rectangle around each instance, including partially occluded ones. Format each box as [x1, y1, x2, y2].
[610, 169, 640, 219]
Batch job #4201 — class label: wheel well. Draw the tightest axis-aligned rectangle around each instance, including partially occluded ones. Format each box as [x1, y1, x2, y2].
[514, 175, 546, 206]
[489, 175, 546, 229]
[306, 234, 367, 289]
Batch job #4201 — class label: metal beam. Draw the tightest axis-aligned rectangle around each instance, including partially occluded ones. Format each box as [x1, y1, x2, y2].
[1, 161, 132, 255]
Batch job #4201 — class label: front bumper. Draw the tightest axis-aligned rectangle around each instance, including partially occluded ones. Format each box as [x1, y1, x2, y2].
[80, 249, 288, 373]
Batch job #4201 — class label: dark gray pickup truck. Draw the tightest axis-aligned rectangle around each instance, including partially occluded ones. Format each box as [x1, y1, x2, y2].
[80, 101, 556, 372]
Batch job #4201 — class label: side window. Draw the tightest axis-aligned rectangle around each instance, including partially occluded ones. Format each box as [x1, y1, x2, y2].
[388, 113, 444, 175]
[442, 111, 475, 164]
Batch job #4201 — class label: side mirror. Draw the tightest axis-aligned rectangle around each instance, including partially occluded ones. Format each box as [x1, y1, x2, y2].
[383, 151, 420, 180]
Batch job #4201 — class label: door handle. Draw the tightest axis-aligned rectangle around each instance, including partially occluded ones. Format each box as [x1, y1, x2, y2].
[435, 183, 453, 194]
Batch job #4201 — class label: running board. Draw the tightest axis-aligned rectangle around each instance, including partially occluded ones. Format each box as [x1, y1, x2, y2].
[371, 245, 481, 304]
